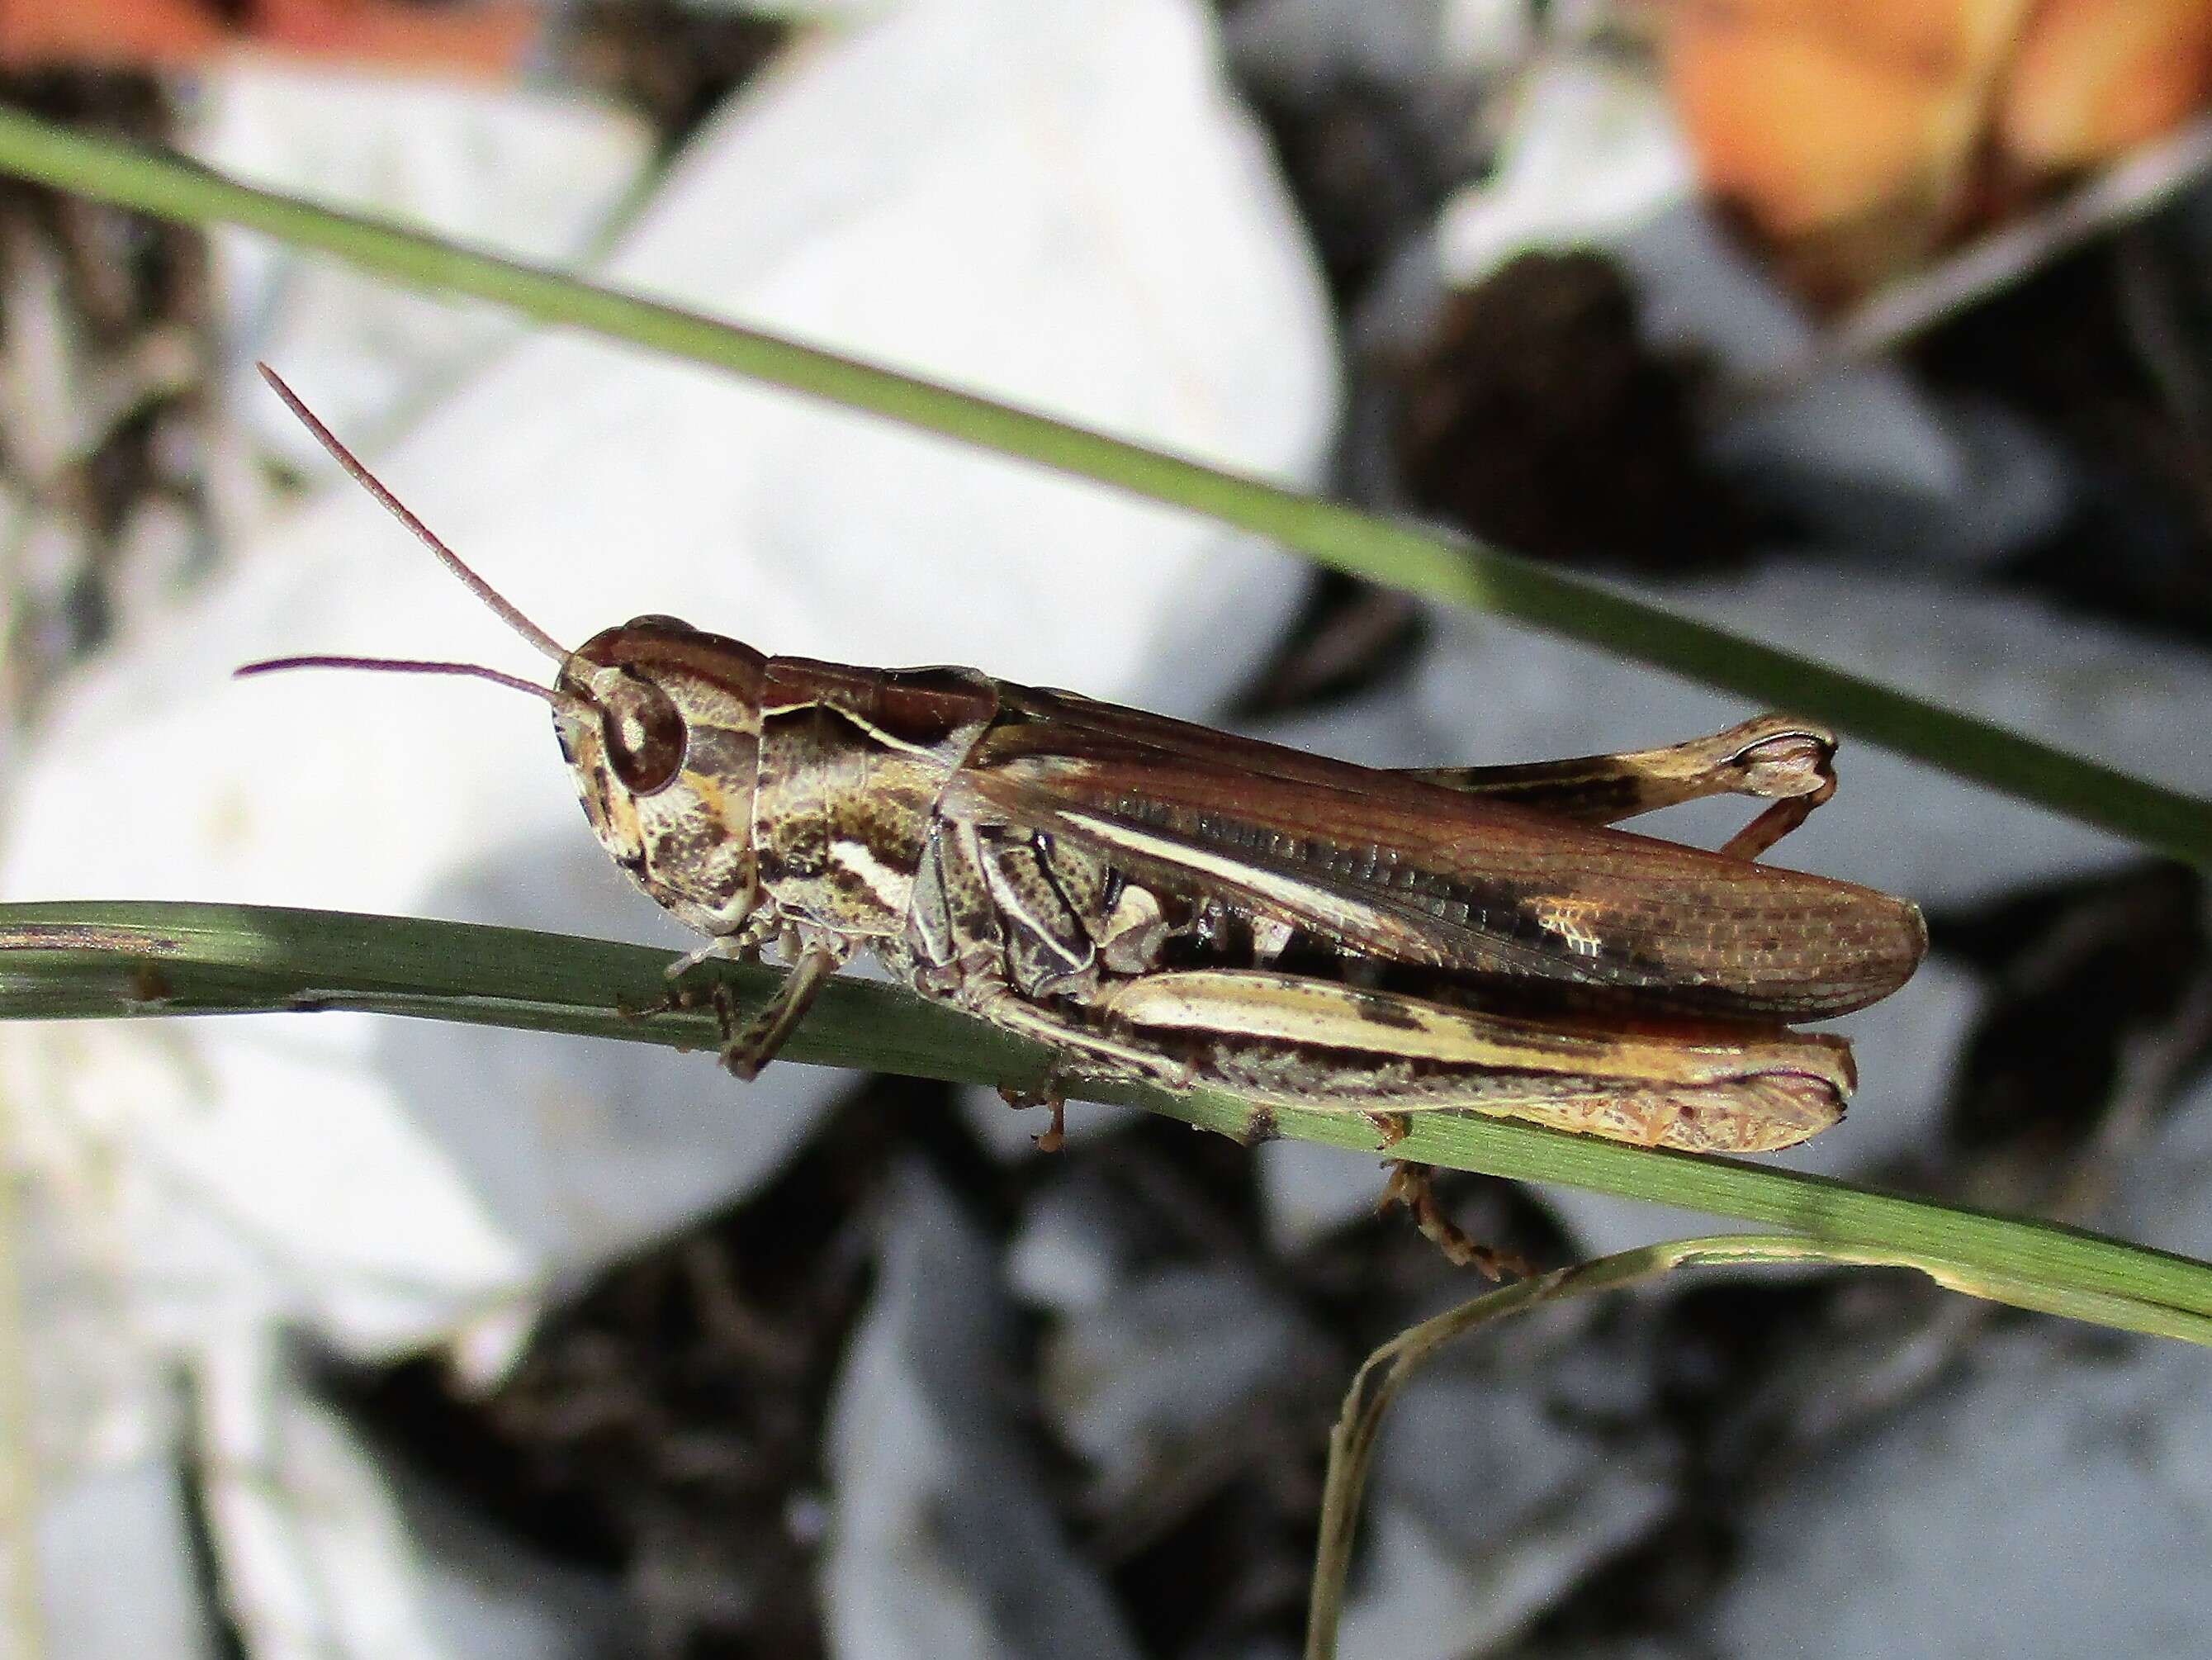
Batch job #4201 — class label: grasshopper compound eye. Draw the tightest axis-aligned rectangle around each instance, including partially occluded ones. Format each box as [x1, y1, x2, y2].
[595, 670, 688, 794]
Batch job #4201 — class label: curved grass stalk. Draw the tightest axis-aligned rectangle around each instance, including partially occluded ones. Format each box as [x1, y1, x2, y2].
[1301, 1232, 2212, 1660]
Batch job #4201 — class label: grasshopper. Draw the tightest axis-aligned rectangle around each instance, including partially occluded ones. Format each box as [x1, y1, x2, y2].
[239, 368, 1925, 1164]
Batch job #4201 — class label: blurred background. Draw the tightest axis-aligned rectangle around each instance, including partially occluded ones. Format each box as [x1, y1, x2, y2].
[2, 0, 2212, 1654]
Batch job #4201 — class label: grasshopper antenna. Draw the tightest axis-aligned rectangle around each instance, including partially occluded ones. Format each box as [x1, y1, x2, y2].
[232, 653, 594, 719]
[255, 363, 571, 664]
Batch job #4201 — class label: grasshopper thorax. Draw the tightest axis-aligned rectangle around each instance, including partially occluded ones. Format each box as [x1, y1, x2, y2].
[555, 617, 771, 937]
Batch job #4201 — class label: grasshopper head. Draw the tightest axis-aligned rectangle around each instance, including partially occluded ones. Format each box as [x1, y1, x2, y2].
[234, 368, 774, 940]
[554, 618, 770, 936]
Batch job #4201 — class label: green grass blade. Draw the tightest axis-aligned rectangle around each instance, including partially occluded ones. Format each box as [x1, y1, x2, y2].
[0, 107, 2205, 863]
[4, 900, 2210, 1343]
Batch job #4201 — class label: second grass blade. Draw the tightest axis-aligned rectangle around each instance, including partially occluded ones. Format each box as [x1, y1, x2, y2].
[0, 107, 2202, 864]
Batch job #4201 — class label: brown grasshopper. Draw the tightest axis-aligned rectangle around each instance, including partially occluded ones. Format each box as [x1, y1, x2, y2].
[239, 368, 1925, 1164]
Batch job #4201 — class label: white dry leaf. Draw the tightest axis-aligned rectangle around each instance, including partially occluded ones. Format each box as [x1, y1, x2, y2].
[190, 1331, 618, 1660]
[34, 1458, 220, 1660]
[1257, 1133, 1385, 1252]
[1004, 1164, 1152, 1316]
[1433, 54, 1695, 287]
[824, 1165, 1146, 1660]
[4, 0, 1333, 1647]
[1438, 0, 1538, 78]
[1035, 1264, 1322, 1514]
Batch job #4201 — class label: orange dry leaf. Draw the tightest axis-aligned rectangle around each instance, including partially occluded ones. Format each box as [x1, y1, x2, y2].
[1661, 0, 2212, 303]
[2001, 0, 2212, 166]
[1666, 0, 2031, 236]
[0, 0, 540, 78]
[0, 0, 228, 66]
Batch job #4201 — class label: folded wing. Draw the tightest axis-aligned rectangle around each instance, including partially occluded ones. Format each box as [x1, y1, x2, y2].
[947, 688, 1926, 1020]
